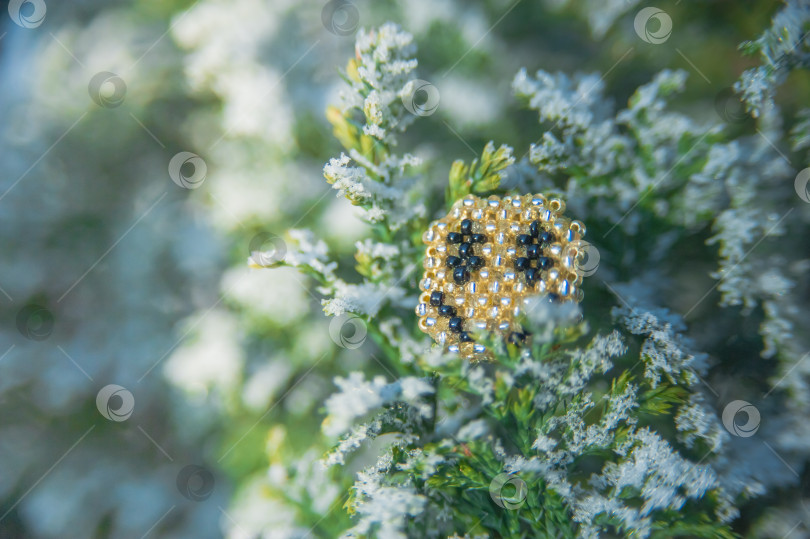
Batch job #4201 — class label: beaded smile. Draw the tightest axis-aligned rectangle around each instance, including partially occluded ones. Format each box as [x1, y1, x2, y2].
[416, 194, 589, 360]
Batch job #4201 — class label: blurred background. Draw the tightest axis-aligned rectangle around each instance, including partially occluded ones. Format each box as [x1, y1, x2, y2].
[0, 0, 805, 537]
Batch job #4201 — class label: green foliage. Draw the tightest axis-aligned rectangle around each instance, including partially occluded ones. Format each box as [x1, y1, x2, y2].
[446, 142, 516, 208]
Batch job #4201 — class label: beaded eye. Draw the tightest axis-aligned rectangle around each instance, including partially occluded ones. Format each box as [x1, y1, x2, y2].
[415, 194, 589, 361]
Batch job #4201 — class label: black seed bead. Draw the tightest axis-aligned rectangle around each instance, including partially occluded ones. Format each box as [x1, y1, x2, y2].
[508, 332, 527, 344]
[448, 316, 463, 333]
[530, 220, 540, 238]
[547, 293, 560, 303]
[515, 257, 530, 271]
[438, 304, 456, 317]
[446, 255, 462, 268]
[459, 331, 473, 342]
[517, 234, 533, 245]
[526, 244, 541, 259]
[539, 231, 553, 245]
[460, 219, 473, 235]
[430, 291, 444, 306]
[453, 266, 470, 284]
[447, 232, 463, 244]
[525, 268, 539, 285]
[467, 256, 484, 269]
[458, 242, 473, 258]
[538, 256, 552, 270]
[471, 233, 487, 243]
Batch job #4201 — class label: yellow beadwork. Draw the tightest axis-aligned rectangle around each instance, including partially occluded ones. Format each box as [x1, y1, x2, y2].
[415, 194, 588, 360]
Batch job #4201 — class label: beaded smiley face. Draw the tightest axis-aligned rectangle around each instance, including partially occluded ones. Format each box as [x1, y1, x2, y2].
[416, 194, 588, 360]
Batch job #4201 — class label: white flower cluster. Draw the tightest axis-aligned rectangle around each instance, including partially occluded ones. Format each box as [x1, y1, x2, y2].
[577, 428, 733, 538]
[281, 229, 339, 281]
[322, 372, 434, 438]
[344, 452, 427, 539]
[513, 68, 627, 179]
[323, 25, 428, 228]
[323, 151, 425, 226]
[321, 280, 403, 317]
[492, 309, 735, 537]
[346, 23, 419, 140]
[515, 328, 626, 408]
[734, 0, 810, 117]
[613, 304, 706, 388]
